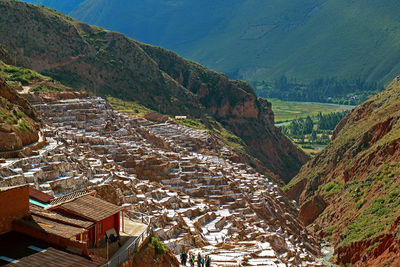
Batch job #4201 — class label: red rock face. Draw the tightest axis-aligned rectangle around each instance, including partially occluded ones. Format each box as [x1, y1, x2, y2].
[336, 220, 400, 266]
[298, 195, 326, 226]
[0, 132, 23, 152]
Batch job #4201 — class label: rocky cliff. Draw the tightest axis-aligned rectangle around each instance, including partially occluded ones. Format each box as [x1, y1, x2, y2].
[286, 76, 400, 266]
[0, 0, 307, 182]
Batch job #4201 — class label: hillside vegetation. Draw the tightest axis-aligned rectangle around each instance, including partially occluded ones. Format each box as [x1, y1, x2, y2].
[0, 73, 40, 152]
[21, 0, 400, 90]
[269, 98, 353, 123]
[0, 0, 308, 183]
[285, 75, 400, 266]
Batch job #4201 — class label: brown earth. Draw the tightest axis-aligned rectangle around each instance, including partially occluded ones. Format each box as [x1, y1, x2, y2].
[286, 75, 400, 265]
[298, 195, 326, 226]
[0, 0, 308, 182]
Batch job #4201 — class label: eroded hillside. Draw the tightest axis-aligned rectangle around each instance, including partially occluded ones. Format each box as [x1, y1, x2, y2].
[0, 0, 307, 182]
[0, 77, 40, 154]
[286, 76, 400, 266]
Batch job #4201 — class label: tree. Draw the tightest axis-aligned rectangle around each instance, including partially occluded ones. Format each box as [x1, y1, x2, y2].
[289, 119, 300, 136]
[311, 130, 317, 141]
[303, 116, 313, 134]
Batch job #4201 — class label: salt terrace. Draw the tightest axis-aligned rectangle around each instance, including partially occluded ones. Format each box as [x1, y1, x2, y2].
[0, 97, 323, 266]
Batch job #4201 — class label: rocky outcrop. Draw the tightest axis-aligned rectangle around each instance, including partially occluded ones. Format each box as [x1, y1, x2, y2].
[122, 240, 180, 267]
[285, 75, 400, 265]
[0, 0, 308, 182]
[298, 195, 326, 226]
[0, 78, 40, 152]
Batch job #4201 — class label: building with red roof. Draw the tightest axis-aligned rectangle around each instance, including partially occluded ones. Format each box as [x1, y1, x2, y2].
[0, 185, 133, 266]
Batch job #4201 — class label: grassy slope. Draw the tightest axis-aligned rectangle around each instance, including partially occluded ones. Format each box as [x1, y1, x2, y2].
[0, 62, 42, 149]
[285, 76, 400, 262]
[20, 0, 400, 86]
[0, 95, 32, 133]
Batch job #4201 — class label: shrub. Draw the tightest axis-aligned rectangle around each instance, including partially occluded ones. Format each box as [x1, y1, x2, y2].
[366, 242, 380, 253]
[15, 119, 31, 131]
[325, 183, 335, 192]
[355, 199, 366, 210]
[148, 237, 167, 254]
[326, 226, 336, 235]
[389, 192, 399, 203]
[16, 110, 25, 118]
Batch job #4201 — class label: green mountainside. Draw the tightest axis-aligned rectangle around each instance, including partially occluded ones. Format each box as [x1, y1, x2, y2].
[20, 0, 400, 89]
[0, 0, 309, 183]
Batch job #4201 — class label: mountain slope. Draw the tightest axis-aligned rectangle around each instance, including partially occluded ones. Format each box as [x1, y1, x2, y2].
[20, 0, 85, 14]
[0, 76, 40, 153]
[0, 0, 308, 182]
[21, 0, 400, 86]
[285, 76, 400, 265]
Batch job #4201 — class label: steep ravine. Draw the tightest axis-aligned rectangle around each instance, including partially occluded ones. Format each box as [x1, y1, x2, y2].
[0, 0, 308, 182]
[286, 75, 400, 266]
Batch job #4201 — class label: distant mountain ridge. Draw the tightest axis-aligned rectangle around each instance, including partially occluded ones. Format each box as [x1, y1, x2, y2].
[0, 0, 308, 182]
[21, 0, 400, 87]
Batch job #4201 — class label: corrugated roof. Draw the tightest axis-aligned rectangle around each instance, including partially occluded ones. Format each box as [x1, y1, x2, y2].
[4, 247, 101, 267]
[29, 187, 54, 203]
[15, 214, 87, 239]
[30, 204, 94, 229]
[50, 190, 91, 206]
[55, 195, 122, 222]
[0, 232, 103, 267]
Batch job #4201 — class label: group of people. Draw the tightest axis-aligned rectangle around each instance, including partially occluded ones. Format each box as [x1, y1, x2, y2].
[180, 251, 211, 267]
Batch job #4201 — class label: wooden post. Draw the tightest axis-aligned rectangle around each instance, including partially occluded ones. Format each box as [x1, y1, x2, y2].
[94, 223, 97, 247]
[121, 211, 124, 232]
[106, 239, 109, 260]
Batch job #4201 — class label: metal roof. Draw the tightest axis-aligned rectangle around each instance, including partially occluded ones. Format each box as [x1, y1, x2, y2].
[30, 204, 94, 229]
[0, 232, 104, 267]
[54, 195, 123, 222]
[15, 214, 87, 239]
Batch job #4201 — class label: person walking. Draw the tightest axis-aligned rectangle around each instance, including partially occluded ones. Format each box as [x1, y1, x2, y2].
[180, 252, 185, 266]
[197, 252, 202, 267]
[182, 252, 188, 266]
[190, 254, 195, 267]
[205, 256, 211, 267]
